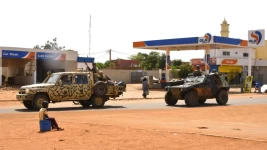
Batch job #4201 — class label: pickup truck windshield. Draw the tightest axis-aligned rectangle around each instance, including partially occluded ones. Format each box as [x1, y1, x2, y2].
[47, 74, 60, 84]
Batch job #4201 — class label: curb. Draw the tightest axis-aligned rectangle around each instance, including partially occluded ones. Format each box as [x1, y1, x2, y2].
[0, 97, 165, 102]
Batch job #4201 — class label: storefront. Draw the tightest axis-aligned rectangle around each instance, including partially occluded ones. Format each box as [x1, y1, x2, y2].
[216, 58, 255, 84]
[0, 47, 78, 86]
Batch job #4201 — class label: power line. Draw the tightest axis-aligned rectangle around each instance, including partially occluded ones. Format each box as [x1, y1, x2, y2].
[111, 50, 133, 56]
[95, 52, 108, 59]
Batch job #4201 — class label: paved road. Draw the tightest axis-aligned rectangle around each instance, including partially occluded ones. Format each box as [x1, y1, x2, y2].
[0, 94, 267, 114]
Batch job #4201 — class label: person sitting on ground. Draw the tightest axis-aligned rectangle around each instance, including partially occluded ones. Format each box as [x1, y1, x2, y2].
[39, 101, 64, 131]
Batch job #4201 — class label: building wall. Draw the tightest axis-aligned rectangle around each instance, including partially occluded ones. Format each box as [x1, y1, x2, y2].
[255, 40, 267, 60]
[102, 69, 160, 84]
[210, 48, 255, 59]
[111, 59, 141, 69]
[65, 61, 78, 72]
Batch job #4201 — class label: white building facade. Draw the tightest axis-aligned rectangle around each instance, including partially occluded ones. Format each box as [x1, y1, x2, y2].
[0, 47, 78, 86]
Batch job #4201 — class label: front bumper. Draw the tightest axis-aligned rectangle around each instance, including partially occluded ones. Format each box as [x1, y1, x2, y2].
[16, 94, 34, 101]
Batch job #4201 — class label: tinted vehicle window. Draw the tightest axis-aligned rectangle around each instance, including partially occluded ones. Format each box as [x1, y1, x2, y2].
[60, 74, 73, 85]
[75, 75, 88, 84]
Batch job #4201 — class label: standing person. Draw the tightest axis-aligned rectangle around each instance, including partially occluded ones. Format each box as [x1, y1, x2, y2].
[91, 63, 99, 73]
[142, 78, 149, 98]
[193, 65, 202, 76]
[39, 101, 64, 131]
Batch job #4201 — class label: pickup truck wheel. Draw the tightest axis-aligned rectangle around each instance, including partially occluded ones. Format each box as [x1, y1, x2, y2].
[185, 91, 199, 107]
[94, 82, 107, 96]
[91, 96, 105, 108]
[73, 101, 80, 105]
[80, 100, 91, 108]
[164, 91, 178, 105]
[216, 90, 228, 105]
[23, 101, 34, 109]
[199, 98, 206, 104]
[32, 94, 48, 110]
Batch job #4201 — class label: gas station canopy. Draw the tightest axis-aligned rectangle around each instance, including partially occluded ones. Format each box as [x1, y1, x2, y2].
[133, 33, 248, 50]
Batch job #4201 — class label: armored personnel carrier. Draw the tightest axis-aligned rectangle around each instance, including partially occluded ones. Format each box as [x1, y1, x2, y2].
[164, 72, 230, 107]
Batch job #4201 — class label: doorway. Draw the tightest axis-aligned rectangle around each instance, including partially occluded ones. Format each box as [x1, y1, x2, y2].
[36, 59, 65, 83]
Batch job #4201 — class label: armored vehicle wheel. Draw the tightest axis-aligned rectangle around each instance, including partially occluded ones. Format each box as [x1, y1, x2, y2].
[23, 101, 34, 109]
[185, 91, 199, 107]
[32, 94, 48, 110]
[94, 82, 107, 96]
[216, 90, 228, 105]
[91, 96, 105, 108]
[198, 98, 206, 104]
[80, 100, 91, 108]
[164, 91, 178, 105]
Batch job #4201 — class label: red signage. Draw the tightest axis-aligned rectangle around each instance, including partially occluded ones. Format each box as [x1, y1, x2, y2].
[222, 59, 238, 65]
[191, 59, 204, 65]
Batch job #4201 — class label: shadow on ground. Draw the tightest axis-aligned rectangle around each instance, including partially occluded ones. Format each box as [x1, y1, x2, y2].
[166, 103, 231, 108]
[15, 105, 126, 112]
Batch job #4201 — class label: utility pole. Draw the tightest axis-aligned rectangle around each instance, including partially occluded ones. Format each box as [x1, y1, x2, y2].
[88, 15, 91, 57]
[109, 49, 111, 68]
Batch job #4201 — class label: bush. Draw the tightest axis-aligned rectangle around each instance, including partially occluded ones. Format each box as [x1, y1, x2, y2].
[178, 63, 194, 78]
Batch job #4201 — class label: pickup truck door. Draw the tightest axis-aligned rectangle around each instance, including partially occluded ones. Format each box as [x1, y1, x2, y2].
[49, 74, 73, 100]
[72, 74, 92, 100]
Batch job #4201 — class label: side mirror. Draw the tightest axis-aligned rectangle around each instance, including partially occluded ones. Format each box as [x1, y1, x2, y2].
[57, 80, 62, 86]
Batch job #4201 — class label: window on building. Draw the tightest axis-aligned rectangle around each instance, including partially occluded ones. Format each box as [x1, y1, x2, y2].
[75, 75, 88, 84]
[223, 51, 230, 56]
[243, 53, 249, 57]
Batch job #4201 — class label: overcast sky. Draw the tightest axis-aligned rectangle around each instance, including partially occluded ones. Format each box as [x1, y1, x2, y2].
[0, 0, 266, 63]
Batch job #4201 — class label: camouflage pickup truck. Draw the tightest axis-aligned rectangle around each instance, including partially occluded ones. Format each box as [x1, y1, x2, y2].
[16, 71, 126, 110]
[165, 72, 230, 107]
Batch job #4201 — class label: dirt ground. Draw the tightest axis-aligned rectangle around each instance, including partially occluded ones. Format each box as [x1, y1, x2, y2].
[1, 104, 267, 149]
[1, 85, 267, 149]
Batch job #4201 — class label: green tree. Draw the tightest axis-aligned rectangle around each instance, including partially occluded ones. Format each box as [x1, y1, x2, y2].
[146, 51, 160, 70]
[129, 52, 148, 69]
[172, 59, 182, 67]
[103, 61, 110, 68]
[33, 38, 65, 50]
[157, 53, 166, 69]
[178, 63, 194, 78]
[96, 62, 104, 69]
[103, 60, 117, 68]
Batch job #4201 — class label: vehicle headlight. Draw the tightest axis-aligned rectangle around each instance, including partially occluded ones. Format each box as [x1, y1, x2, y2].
[25, 89, 30, 94]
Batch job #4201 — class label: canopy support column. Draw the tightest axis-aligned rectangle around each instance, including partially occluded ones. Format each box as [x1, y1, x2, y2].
[204, 45, 210, 74]
[166, 48, 170, 82]
[248, 48, 252, 76]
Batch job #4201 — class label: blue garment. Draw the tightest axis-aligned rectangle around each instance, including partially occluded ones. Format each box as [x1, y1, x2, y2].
[142, 81, 148, 91]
